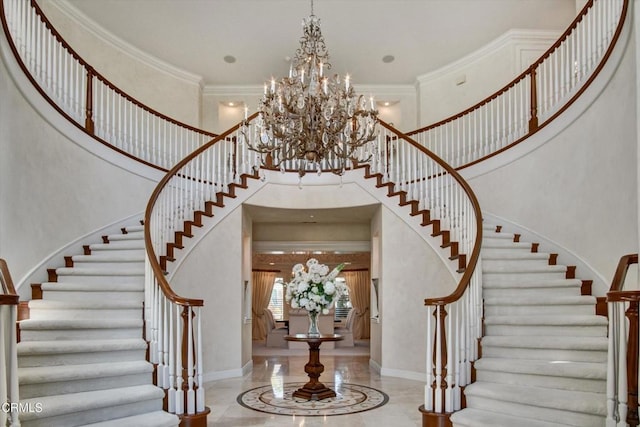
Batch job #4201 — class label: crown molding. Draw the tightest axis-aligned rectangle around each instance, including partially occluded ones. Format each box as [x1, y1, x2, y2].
[416, 28, 560, 85]
[253, 240, 371, 253]
[202, 85, 264, 97]
[202, 83, 416, 101]
[50, 0, 204, 87]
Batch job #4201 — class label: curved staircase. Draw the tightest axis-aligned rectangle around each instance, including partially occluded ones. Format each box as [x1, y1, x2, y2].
[17, 225, 178, 427]
[451, 223, 608, 427]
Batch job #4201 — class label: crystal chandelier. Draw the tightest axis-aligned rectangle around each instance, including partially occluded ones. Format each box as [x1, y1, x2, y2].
[247, 0, 378, 177]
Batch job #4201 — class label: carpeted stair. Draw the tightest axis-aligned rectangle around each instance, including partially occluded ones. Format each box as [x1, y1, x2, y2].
[450, 223, 608, 427]
[17, 225, 179, 427]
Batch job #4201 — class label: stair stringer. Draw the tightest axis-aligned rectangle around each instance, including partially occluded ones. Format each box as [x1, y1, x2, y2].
[163, 175, 268, 280]
[346, 168, 463, 281]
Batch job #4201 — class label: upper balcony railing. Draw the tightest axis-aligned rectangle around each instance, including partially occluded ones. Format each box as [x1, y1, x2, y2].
[406, 0, 628, 170]
[0, 0, 217, 171]
[1, 0, 628, 174]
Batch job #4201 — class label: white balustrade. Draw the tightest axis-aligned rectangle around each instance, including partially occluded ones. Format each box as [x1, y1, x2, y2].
[606, 254, 639, 426]
[2, 0, 216, 171]
[1, 260, 20, 427]
[408, 0, 625, 169]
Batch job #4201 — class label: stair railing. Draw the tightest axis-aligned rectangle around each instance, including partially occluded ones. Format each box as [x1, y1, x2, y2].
[0, 259, 20, 427]
[0, 0, 217, 171]
[407, 0, 628, 170]
[607, 253, 640, 427]
[144, 114, 261, 424]
[372, 123, 483, 424]
[2, 0, 627, 177]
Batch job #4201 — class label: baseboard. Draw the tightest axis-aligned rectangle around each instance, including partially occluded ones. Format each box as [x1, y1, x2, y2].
[242, 360, 253, 376]
[380, 366, 425, 382]
[202, 368, 243, 383]
[369, 358, 381, 374]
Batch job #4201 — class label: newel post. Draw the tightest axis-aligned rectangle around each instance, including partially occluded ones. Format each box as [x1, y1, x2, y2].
[85, 67, 95, 134]
[626, 300, 640, 427]
[420, 303, 453, 427]
[178, 306, 209, 427]
[528, 65, 539, 133]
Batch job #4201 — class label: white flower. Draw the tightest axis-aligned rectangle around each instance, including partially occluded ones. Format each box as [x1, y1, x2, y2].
[324, 281, 335, 295]
[285, 259, 346, 315]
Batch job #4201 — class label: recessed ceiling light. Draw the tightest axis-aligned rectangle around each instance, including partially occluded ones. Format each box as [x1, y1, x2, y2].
[382, 55, 395, 64]
[223, 55, 236, 64]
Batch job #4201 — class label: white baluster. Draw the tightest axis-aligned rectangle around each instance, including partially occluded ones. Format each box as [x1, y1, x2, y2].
[175, 305, 184, 415]
[425, 306, 433, 411]
[196, 308, 205, 412]
[168, 301, 176, 413]
[434, 305, 443, 412]
[187, 306, 195, 415]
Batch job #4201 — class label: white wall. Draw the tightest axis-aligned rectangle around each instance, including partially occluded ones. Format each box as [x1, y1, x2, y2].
[416, 30, 559, 126]
[38, 0, 203, 128]
[466, 30, 638, 295]
[170, 206, 244, 380]
[0, 43, 157, 293]
[379, 206, 456, 378]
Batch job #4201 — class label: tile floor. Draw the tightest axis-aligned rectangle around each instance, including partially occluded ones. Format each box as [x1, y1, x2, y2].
[204, 354, 424, 426]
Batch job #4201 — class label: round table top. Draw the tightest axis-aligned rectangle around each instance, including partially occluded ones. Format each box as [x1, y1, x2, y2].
[284, 334, 344, 343]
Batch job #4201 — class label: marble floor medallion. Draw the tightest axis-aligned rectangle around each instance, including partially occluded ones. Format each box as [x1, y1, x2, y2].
[237, 382, 389, 416]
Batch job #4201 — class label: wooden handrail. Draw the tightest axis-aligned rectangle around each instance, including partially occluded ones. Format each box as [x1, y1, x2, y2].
[407, 0, 596, 135]
[25, 0, 217, 138]
[0, 258, 19, 305]
[406, 0, 629, 171]
[143, 113, 259, 307]
[0, 0, 217, 173]
[609, 253, 638, 291]
[375, 120, 483, 307]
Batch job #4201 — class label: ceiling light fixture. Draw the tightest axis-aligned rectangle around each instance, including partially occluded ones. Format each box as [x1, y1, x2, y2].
[244, 0, 378, 178]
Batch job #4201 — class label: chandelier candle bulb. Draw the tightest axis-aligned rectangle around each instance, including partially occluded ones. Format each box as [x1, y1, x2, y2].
[244, 0, 378, 178]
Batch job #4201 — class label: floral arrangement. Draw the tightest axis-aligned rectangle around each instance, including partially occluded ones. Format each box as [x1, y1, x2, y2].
[285, 258, 347, 314]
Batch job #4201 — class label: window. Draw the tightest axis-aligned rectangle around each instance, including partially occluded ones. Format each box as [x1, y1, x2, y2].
[268, 278, 285, 321]
[334, 278, 352, 320]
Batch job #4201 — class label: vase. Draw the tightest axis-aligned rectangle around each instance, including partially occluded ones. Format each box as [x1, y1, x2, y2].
[308, 310, 320, 337]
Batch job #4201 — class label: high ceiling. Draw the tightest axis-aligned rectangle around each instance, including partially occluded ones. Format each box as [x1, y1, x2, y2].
[62, 0, 577, 86]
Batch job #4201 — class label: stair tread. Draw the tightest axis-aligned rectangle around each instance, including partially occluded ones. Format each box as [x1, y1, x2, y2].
[55, 267, 144, 276]
[19, 360, 152, 383]
[484, 295, 596, 306]
[18, 384, 164, 421]
[481, 335, 608, 350]
[484, 315, 608, 326]
[79, 410, 178, 427]
[40, 282, 143, 292]
[19, 318, 142, 329]
[483, 278, 582, 288]
[464, 382, 606, 415]
[482, 251, 550, 260]
[107, 232, 144, 240]
[18, 338, 147, 355]
[483, 265, 567, 273]
[28, 299, 142, 309]
[475, 357, 606, 379]
[451, 408, 577, 427]
[122, 225, 144, 233]
[72, 254, 145, 262]
[89, 241, 145, 250]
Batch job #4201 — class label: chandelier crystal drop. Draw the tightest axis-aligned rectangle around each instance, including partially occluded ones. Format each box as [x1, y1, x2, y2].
[246, 0, 378, 177]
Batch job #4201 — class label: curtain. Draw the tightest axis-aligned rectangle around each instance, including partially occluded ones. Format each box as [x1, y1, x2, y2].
[343, 270, 370, 339]
[251, 271, 276, 340]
